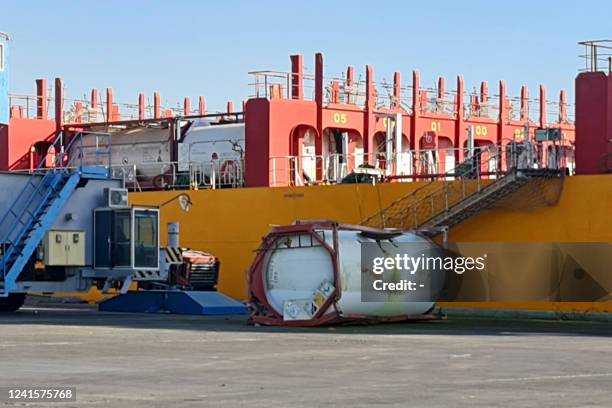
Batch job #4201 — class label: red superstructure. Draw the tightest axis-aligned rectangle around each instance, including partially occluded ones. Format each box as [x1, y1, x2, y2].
[1, 78, 237, 172]
[1, 51, 577, 187]
[245, 53, 575, 187]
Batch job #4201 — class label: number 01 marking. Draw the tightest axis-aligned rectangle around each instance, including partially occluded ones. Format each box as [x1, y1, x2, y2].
[431, 121, 441, 132]
[514, 129, 524, 139]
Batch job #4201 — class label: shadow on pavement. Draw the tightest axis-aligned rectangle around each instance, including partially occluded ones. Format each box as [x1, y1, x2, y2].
[1, 300, 611, 338]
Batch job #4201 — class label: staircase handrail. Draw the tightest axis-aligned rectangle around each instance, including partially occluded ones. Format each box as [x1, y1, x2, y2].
[362, 145, 504, 227]
[0, 131, 70, 241]
[398, 149, 504, 225]
[0, 130, 94, 254]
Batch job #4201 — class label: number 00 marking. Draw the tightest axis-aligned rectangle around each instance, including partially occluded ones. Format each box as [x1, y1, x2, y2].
[475, 125, 488, 136]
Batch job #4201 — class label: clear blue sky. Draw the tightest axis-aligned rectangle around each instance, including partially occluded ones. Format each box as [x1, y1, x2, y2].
[1, 1, 609, 111]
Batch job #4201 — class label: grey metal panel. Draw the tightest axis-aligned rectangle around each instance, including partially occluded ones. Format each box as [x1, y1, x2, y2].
[0, 173, 42, 235]
[0, 172, 121, 266]
[52, 178, 122, 266]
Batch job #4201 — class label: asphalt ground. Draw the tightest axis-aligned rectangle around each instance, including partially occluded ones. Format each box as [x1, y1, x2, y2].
[1, 302, 611, 408]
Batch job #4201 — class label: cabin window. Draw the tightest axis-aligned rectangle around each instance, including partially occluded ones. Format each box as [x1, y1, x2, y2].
[134, 209, 158, 269]
[93, 208, 159, 270]
[113, 210, 132, 267]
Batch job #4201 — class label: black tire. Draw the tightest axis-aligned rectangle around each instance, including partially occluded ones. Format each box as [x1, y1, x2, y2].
[0, 293, 26, 312]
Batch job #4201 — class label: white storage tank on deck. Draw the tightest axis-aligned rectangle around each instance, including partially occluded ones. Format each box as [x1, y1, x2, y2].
[177, 120, 244, 171]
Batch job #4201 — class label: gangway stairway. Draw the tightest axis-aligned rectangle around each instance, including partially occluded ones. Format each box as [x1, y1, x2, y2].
[362, 149, 565, 234]
[0, 132, 110, 296]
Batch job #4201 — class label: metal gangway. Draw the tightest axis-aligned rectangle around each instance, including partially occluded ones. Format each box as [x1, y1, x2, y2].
[361, 144, 567, 234]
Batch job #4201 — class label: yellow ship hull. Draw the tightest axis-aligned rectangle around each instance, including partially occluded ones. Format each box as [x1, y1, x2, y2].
[129, 174, 612, 313]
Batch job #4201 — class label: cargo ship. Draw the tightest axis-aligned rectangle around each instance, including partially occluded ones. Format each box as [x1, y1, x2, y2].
[1, 31, 611, 314]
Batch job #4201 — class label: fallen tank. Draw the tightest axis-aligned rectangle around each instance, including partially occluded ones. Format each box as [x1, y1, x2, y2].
[248, 221, 445, 326]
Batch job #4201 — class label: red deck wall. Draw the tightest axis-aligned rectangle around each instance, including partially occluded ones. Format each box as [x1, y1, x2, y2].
[0, 118, 56, 170]
[575, 72, 612, 174]
[245, 98, 317, 187]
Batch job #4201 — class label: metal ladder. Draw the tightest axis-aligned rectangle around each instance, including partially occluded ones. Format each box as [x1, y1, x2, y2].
[0, 131, 107, 296]
[361, 147, 565, 234]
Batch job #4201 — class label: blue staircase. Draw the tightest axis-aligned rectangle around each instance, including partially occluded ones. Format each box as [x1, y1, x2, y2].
[0, 131, 110, 296]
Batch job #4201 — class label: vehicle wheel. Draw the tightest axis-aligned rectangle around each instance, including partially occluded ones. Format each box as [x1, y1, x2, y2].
[0, 293, 26, 312]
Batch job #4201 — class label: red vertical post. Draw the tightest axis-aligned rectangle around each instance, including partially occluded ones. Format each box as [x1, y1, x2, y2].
[420, 91, 428, 113]
[153, 92, 161, 119]
[138, 93, 145, 120]
[411, 70, 420, 160]
[559, 90, 567, 123]
[393, 71, 401, 108]
[55, 78, 64, 130]
[74, 101, 83, 123]
[91, 89, 98, 109]
[539, 85, 547, 128]
[480, 81, 488, 105]
[455, 75, 465, 162]
[438, 76, 445, 99]
[227, 101, 234, 114]
[199, 96, 206, 115]
[520, 85, 529, 122]
[365, 64, 375, 162]
[36, 79, 47, 120]
[106, 87, 113, 123]
[470, 95, 479, 114]
[315, 53, 324, 125]
[331, 81, 340, 104]
[290, 54, 304, 100]
[314, 53, 324, 158]
[313, 53, 325, 179]
[499, 80, 508, 145]
[346, 66, 354, 104]
[184, 97, 191, 116]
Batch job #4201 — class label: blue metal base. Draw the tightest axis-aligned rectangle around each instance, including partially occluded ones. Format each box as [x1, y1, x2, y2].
[98, 290, 248, 315]
[80, 166, 111, 179]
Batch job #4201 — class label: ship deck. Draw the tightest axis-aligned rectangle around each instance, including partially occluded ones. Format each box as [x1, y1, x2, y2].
[2, 300, 611, 407]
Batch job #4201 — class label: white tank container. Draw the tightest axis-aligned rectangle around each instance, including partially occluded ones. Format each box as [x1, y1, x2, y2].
[79, 127, 172, 179]
[177, 120, 245, 172]
[251, 223, 443, 324]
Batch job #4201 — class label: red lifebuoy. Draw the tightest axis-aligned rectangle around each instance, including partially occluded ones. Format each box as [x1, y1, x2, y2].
[220, 160, 239, 181]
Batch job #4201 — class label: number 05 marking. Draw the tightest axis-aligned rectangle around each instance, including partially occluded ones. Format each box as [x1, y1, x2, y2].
[333, 112, 347, 125]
